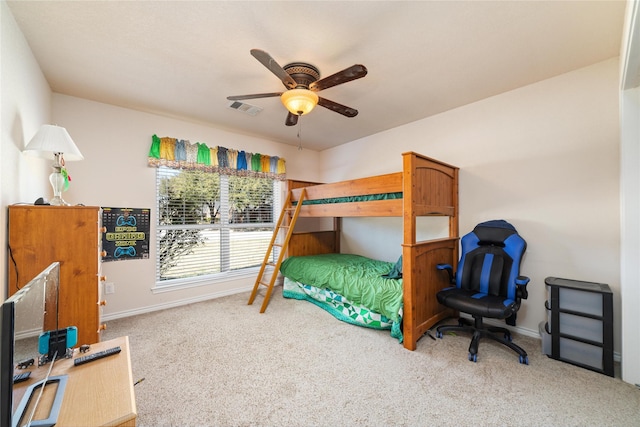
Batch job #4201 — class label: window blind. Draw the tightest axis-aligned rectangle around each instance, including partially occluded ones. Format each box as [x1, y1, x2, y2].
[156, 167, 280, 285]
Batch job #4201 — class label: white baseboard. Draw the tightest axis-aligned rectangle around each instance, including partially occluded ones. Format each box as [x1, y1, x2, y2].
[100, 285, 254, 322]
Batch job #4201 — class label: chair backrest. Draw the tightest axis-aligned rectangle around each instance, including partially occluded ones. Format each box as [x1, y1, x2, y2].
[455, 220, 527, 301]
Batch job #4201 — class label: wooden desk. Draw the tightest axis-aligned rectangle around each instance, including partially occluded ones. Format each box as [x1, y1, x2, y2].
[12, 336, 137, 427]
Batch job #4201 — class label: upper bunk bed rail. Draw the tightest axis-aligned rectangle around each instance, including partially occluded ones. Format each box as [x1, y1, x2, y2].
[291, 172, 402, 201]
[289, 152, 458, 219]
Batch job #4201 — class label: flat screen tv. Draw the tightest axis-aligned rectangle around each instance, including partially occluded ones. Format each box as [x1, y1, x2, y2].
[1, 262, 60, 427]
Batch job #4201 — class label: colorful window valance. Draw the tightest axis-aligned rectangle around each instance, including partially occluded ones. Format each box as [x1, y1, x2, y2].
[147, 135, 286, 180]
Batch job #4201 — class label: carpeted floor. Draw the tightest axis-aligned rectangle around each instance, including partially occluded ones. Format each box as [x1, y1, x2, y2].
[103, 288, 640, 427]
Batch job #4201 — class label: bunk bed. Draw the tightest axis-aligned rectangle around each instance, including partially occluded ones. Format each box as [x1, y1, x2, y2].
[281, 152, 459, 351]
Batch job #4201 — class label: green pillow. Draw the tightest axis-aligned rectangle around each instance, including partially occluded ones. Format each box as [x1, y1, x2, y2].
[382, 256, 402, 279]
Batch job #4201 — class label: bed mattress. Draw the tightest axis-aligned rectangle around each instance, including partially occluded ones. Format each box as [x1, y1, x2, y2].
[280, 253, 404, 342]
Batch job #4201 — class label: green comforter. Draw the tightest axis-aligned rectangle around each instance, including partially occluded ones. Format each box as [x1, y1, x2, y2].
[297, 192, 403, 205]
[279, 253, 403, 322]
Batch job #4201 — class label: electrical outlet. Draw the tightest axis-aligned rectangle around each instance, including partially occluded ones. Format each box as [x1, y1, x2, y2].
[104, 282, 115, 294]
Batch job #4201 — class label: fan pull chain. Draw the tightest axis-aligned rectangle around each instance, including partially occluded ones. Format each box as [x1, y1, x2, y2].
[297, 113, 303, 150]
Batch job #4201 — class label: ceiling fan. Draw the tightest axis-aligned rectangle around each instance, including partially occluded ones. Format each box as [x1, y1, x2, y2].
[227, 49, 368, 126]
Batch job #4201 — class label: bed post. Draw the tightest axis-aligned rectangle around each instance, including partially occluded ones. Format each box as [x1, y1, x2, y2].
[401, 152, 459, 351]
[402, 152, 420, 350]
[450, 167, 459, 264]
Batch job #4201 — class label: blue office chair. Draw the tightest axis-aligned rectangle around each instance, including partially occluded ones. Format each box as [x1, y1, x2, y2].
[435, 220, 530, 364]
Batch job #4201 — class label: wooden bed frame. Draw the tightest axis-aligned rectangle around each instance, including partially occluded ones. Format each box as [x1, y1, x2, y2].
[285, 152, 459, 351]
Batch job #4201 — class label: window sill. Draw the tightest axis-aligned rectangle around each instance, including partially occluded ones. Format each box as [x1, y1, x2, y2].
[151, 268, 260, 294]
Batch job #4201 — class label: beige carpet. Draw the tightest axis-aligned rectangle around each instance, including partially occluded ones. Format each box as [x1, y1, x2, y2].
[103, 288, 640, 427]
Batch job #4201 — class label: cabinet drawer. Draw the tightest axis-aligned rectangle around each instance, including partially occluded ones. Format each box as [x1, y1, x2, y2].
[545, 277, 610, 317]
[546, 310, 603, 342]
[558, 287, 603, 316]
[559, 338, 604, 371]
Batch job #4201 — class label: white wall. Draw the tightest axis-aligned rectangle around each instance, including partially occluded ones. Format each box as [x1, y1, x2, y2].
[51, 94, 322, 318]
[620, 86, 640, 385]
[619, 0, 640, 386]
[320, 59, 622, 355]
[1, 1, 53, 301]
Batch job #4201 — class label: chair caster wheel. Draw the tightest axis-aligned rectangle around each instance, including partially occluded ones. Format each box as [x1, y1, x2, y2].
[436, 331, 443, 339]
[468, 353, 477, 362]
[519, 355, 529, 365]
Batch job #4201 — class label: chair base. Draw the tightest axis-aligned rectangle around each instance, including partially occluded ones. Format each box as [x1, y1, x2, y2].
[436, 316, 529, 364]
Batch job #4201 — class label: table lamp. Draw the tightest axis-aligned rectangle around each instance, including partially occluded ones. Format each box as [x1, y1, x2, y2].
[23, 125, 84, 206]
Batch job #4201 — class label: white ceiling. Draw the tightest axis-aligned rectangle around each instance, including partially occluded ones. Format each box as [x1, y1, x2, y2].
[7, 1, 627, 151]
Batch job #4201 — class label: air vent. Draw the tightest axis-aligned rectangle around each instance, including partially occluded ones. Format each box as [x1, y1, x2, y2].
[228, 101, 263, 116]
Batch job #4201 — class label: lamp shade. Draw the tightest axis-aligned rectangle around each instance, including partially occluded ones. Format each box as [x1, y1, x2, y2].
[23, 125, 84, 161]
[280, 89, 319, 116]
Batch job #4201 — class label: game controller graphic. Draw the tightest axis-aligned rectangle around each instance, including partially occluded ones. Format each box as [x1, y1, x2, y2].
[116, 215, 137, 226]
[114, 246, 136, 258]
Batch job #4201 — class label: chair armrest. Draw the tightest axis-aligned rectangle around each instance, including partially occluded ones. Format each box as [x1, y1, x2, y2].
[437, 264, 455, 284]
[516, 275, 530, 299]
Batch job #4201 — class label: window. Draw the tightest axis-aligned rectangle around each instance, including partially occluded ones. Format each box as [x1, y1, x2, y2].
[155, 167, 281, 288]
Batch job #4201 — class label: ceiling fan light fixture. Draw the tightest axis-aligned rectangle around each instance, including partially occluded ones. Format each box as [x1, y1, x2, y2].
[280, 89, 318, 116]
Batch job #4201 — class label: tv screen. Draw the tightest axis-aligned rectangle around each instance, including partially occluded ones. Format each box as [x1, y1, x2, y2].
[1, 262, 59, 427]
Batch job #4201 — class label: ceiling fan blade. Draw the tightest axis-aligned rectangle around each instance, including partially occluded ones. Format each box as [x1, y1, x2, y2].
[317, 97, 358, 117]
[250, 49, 297, 89]
[309, 64, 367, 92]
[227, 92, 282, 101]
[285, 112, 299, 126]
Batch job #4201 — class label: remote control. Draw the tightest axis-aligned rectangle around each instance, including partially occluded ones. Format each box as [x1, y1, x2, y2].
[16, 358, 34, 369]
[73, 346, 121, 366]
[13, 371, 31, 384]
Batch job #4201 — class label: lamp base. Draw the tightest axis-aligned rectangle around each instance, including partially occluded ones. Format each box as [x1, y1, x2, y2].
[49, 196, 69, 206]
[49, 169, 69, 206]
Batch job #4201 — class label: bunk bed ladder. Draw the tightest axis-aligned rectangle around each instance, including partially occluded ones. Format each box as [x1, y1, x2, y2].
[248, 188, 306, 313]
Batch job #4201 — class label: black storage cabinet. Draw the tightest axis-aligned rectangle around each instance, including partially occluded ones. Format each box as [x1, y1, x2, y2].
[543, 277, 614, 377]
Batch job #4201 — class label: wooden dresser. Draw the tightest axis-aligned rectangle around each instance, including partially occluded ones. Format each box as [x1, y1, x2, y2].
[7, 205, 105, 346]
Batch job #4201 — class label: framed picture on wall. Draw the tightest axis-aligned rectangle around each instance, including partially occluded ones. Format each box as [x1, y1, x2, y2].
[102, 207, 150, 262]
